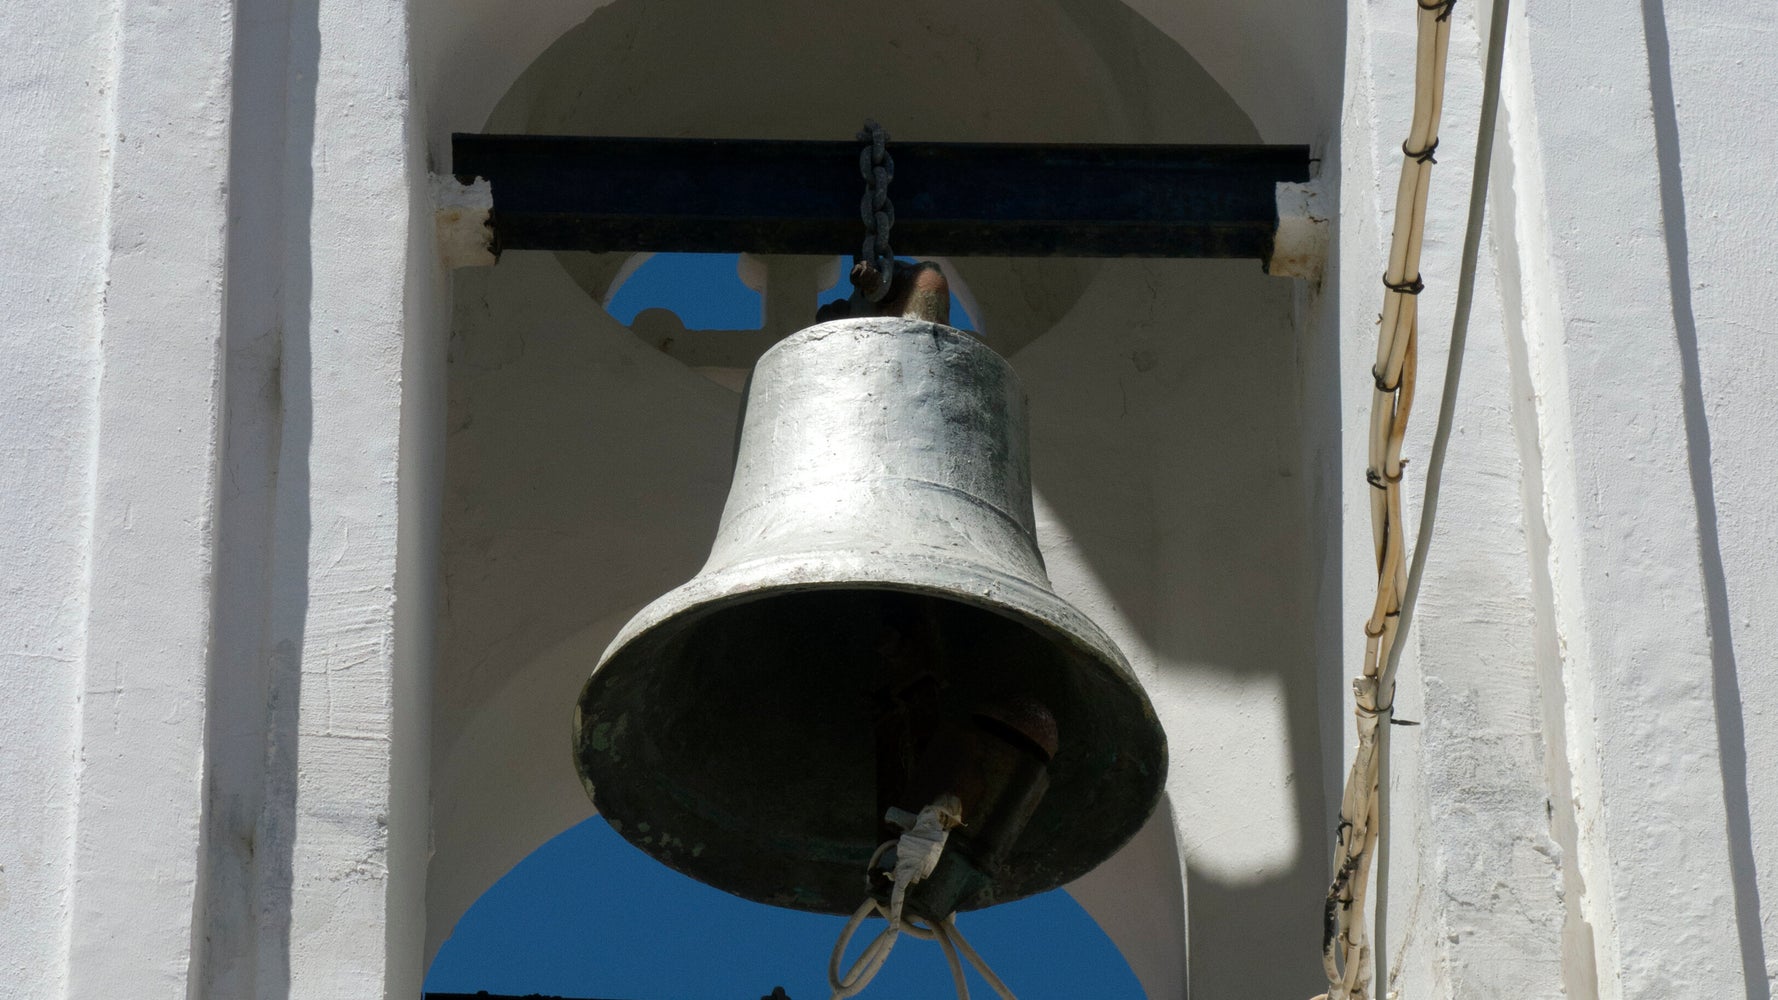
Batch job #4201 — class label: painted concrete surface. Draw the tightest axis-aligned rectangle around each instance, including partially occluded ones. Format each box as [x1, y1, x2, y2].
[0, 0, 439, 996]
[0, 3, 115, 997]
[1505, 0, 1754, 993]
[4, 0, 1778, 996]
[1344, 0, 1778, 995]
[1660, 1, 1778, 992]
[63, 0, 235, 996]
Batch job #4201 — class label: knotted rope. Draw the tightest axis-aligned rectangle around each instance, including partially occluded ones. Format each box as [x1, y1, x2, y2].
[827, 796, 1018, 1000]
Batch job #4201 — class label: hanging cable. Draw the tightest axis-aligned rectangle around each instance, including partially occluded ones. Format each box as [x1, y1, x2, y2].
[1317, 0, 1460, 996]
[1317, 0, 1513, 997]
[1374, 0, 1513, 994]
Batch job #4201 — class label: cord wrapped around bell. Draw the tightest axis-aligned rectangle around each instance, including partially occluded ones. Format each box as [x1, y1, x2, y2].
[573, 314, 1167, 915]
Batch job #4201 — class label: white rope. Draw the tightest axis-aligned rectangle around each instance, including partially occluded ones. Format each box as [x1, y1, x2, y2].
[940, 913, 1019, 1000]
[826, 796, 1018, 1000]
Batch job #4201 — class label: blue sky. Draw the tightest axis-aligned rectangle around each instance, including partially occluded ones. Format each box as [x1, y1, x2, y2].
[605, 252, 976, 333]
[424, 815, 1143, 999]
[424, 254, 1140, 1000]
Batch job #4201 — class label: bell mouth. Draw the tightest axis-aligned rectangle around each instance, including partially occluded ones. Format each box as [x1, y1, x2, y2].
[573, 552, 1167, 916]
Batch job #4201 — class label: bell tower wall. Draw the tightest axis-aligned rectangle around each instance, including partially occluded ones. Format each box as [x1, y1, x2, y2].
[20, 0, 1777, 996]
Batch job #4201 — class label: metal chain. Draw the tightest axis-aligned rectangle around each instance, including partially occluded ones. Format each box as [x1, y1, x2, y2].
[854, 120, 896, 303]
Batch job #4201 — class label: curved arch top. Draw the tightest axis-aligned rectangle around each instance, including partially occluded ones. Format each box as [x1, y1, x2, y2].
[416, 0, 1342, 155]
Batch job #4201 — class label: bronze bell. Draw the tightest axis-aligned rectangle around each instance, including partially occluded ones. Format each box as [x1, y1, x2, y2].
[573, 313, 1167, 919]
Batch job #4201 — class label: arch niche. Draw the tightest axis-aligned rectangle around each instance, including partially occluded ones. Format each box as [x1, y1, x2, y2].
[418, 1, 1344, 997]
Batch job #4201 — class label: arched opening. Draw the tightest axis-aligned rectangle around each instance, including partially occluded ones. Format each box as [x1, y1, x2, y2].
[595, 254, 979, 334]
[607, 254, 765, 329]
[596, 252, 981, 390]
[422, 0, 1341, 994]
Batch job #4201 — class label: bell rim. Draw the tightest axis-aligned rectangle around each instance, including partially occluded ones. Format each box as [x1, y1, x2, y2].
[595, 549, 1145, 690]
[574, 548, 1169, 914]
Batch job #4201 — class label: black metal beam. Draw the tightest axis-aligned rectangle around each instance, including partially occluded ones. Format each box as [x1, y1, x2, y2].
[452, 134, 1311, 261]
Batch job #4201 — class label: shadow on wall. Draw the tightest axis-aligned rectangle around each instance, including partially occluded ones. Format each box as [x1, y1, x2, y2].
[1641, 1, 1768, 992]
[433, 256, 740, 762]
[200, 0, 317, 994]
[428, 253, 739, 965]
[1013, 257, 1332, 998]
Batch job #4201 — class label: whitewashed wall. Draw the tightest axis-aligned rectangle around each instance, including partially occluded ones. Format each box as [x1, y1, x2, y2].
[1349, 0, 1778, 996]
[1, 0, 444, 996]
[1, 0, 1774, 997]
[0, 3, 119, 996]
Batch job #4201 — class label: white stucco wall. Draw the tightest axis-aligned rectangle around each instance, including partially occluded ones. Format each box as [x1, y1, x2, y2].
[1349, 0, 1778, 996]
[1660, 0, 1778, 990]
[0, 3, 115, 996]
[64, 0, 235, 993]
[1, 0, 443, 996]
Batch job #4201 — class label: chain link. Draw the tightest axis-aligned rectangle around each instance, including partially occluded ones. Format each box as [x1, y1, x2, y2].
[855, 120, 896, 303]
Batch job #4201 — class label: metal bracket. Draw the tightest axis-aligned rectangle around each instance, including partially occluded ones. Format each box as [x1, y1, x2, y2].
[432, 173, 495, 268]
[1269, 176, 1330, 281]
